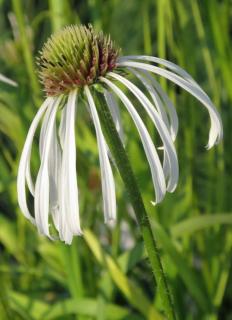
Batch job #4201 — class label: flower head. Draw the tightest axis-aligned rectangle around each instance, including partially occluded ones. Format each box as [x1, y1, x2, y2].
[17, 24, 223, 244]
[37, 25, 120, 96]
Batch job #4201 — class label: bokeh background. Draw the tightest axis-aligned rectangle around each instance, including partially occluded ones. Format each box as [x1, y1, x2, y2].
[0, 1, 231, 319]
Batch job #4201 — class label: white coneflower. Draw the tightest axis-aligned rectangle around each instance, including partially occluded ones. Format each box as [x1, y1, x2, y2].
[0, 73, 17, 86]
[17, 25, 223, 244]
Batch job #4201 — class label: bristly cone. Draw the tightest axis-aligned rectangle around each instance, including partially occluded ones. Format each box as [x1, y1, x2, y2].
[37, 24, 120, 96]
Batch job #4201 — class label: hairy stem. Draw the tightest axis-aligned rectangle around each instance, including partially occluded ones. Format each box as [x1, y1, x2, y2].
[94, 90, 177, 320]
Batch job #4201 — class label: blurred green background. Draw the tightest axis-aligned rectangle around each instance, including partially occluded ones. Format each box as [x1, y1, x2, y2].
[0, 0, 231, 319]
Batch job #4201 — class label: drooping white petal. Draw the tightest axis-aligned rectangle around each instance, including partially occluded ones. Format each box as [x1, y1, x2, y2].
[136, 69, 179, 141]
[119, 55, 217, 116]
[100, 76, 166, 204]
[117, 60, 223, 149]
[59, 104, 68, 149]
[59, 223, 73, 245]
[128, 68, 170, 134]
[34, 96, 62, 238]
[58, 104, 74, 244]
[0, 73, 18, 87]
[84, 86, 116, 222]
[59, 89, 82, 241]
[25, 103, 53, 198]
[35, 100, 62, 232]
[26, 162, 35, 196]
[48, 119, 62, 230]
[104, 90, 125, 144]
[34, 156, 50, 236]
[25, 97, 63, 198]
[17, 97, 53, 223]
[25, 101, 51, 197]
[108, 72, 178, 192]
[118, 55, 205, 93]
[128, 68, 177, 180]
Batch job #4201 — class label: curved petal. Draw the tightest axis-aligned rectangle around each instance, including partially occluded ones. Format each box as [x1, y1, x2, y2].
[17, 97, 53, 223]
[108, 72, 178, 192]
[59, 104, 68, 149]
[39, 100, 61, 229]
[117, 60, 223, 149]
[118, 55, 207, 94]
[104, 90, 125, 144]
[34, 96, 62, 238]
[128, 68, 170, 134]
[58, 105, 74, 244]
[26, 164, 35, 196]
[136, 69, 179, 141]
[59, 89, 82, 241]
[85, 86, 116, 222]
[100, 76, 166, 204]
[48, 119, 62, 231]
[128, 68, 177, 180]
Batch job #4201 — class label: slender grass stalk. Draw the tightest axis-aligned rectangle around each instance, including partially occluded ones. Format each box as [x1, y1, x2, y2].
[61, 239, 86, 320]
[11, 0, 40, 99]
[49, 0, 72, 32]
[0, 271, 13, 319]
[190, 1, 225, 306]
[213, 236, 232, 308]
[88, 0, 102, 30]
[190, 0, 219, 103]
[142, 0, 152, 55]
[156, 0, 167, 90]
[94, 90, 177, 320]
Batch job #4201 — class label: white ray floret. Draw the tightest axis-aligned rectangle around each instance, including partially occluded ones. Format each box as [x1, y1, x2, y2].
[85, 86, 116, 222]
[17, 97, 53, 223]
[34, 96, 62, 238]
[59, 103, 68, 149]
[118, 55, 210, 94]
[58, 104, 71, 243]
[117, 59, 223, 149]
[128, 68, 170, 135]
[38, 99, 62, 231]
[47, 120, 61, 231]
[130, 68, 179, 141]
[104, 90, 125, 143]
[59, 90, 82, 242]
[100, 76, 166, 204]
[120, 68, 178, 180]
[108, 72, 179, 192]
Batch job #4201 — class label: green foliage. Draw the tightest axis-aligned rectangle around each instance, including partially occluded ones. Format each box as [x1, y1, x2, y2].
[0, 0, 231, 319]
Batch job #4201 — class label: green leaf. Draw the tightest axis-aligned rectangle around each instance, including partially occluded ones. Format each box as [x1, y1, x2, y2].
[152, 221, 211, 311]
[0, 215, 18, 258]
[171, 213, 232, 237]
[9, 291, 130, 319]
[84, 229, 163, 320]
[0, 102, 24, 148]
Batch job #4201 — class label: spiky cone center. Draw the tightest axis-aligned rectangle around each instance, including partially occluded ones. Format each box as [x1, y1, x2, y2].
[37, 25, 120, 96]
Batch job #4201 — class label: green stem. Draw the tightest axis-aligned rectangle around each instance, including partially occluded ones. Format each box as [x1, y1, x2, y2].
[94, 90, 177, 320]
[11, 0, 40, 100]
